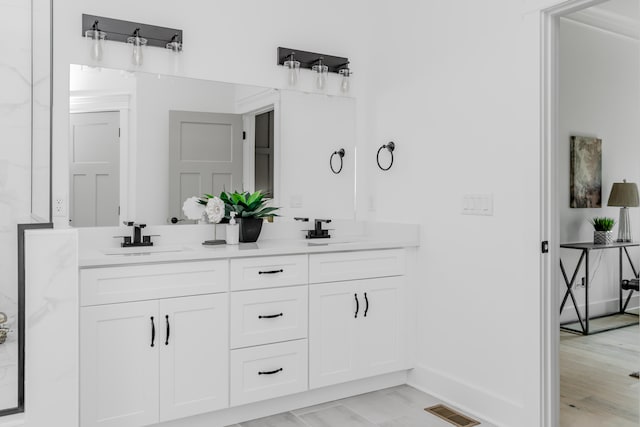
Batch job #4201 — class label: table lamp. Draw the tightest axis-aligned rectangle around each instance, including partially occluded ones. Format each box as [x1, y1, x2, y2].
[607, 179, 639, 242]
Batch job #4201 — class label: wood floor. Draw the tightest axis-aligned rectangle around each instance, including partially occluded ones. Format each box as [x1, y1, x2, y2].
[560, 324, 639, 427]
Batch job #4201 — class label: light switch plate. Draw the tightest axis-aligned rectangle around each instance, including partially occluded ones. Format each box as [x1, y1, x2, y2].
[462, 194, 493, 216]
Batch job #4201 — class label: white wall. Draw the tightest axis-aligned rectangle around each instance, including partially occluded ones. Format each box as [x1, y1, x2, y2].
[558, 17, 640, 320]
[361, 1, 552, 426]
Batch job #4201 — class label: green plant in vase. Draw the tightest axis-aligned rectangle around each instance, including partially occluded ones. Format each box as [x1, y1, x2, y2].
[217, 190, 279, 242]
[590, 217, 615, 245]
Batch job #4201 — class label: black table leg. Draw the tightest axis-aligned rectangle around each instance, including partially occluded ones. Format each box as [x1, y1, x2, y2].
[559, 250, 586, 334]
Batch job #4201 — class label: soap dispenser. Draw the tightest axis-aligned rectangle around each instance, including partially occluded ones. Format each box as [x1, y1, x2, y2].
[226, 212, 239, 245]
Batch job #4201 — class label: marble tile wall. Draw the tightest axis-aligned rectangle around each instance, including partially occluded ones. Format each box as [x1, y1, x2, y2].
[0, 0, 33, 413]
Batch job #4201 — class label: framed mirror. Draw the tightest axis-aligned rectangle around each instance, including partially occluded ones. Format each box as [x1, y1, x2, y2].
[67, 64, 356, 227]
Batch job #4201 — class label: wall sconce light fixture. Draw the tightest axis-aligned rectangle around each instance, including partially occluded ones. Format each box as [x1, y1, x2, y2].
[283, 52, 300, 87]
[312, 57, 329, 90]
[82, 14, 183, 65]
[127, 28, 147, 66]
[277, 47, 350, 92]
[85, 20, 107, 61]
[339, 65, 353, 93]
[166, 34, 182, 53]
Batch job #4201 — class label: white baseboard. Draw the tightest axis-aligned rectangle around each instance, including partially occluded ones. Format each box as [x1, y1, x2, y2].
[560, 294, 639, 324]
[407, 364, 524, 427]
[156, 371, 408, 426]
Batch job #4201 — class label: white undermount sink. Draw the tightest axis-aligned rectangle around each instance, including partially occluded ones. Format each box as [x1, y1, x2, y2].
[102, 245, 186, 256]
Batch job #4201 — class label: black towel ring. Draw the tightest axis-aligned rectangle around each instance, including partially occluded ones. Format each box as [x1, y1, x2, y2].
[330, 148, 345, 174]
[376, 141, 395, 171]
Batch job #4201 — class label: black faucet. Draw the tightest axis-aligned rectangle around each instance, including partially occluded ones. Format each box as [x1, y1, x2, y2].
[306, 219, 332, 239]
[121, 221, 154, 247]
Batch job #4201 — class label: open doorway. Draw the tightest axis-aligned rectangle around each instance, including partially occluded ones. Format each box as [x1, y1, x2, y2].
[544, 0, 640, 425]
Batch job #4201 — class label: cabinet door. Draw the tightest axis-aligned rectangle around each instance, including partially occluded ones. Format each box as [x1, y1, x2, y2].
[81, 301, 159, 427]
[359, 277, 407, 376]
[159, 294, 229, 422]
[309, 282, 360, 389]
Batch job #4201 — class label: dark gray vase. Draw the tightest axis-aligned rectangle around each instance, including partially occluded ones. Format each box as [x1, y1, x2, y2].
[238, 217, 264, 242]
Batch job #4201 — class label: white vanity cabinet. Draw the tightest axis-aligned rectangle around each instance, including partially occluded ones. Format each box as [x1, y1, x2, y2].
[80, 261, 229, 427]
[308, 250, 408, 389]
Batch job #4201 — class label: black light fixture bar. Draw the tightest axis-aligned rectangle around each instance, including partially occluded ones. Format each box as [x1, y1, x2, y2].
[82, 14, 182, 48]
[277, 47, 349, 73]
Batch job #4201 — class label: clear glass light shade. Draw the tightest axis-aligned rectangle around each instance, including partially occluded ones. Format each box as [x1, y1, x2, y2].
[85, 29, 106, 62]
[284, 59, 300, 87]
[339, 68, 352, 93]
[312, 64, 329, 90]
[166, 40, 182, 53]
[127, 35, 147, 66]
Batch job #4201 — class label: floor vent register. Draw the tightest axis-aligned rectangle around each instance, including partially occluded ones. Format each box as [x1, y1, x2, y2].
[424, 404, 481, 427]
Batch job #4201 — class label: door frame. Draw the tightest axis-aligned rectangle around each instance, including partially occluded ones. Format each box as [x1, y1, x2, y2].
[539, 1, 610, 426]
[69, 92, 131, 223]
[236, 88, 281, 209]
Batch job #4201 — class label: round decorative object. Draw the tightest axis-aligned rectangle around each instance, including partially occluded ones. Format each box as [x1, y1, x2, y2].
[594, 230, 613, 245]
[238, 217, 264, 243]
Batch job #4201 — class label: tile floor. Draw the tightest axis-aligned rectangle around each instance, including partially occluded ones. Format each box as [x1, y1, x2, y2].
[226, 385, 494, 427]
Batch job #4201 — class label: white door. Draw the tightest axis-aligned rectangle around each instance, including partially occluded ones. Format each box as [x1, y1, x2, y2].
[80, 301, 159, 427]
[309, 282, 360, 389]
[159, 294, 229, 422]
[69, 111, 120, 227]
[168, 111, 243, 219]
[359, 277, 406, 376]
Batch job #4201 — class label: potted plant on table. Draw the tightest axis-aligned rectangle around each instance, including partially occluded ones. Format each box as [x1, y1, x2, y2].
[590, 217, 615, 245]
[218, 190, 279, 242]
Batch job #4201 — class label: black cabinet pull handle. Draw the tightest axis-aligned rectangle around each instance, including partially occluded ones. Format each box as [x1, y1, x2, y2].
[259, 313, 284, 319]
[165, 315, 170, 345]
[258, 269, 284, 275]
[258, 368, 283, 375]
[364, 292, 369, 317]
[354, 293, 359, 318]
[150, 316, 155, 347]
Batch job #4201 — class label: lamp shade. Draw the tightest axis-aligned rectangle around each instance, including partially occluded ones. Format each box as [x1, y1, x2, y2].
[607, 181, 639, 207]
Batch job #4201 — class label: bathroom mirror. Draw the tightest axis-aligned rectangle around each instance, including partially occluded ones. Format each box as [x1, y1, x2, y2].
[68, 64, 356, 226]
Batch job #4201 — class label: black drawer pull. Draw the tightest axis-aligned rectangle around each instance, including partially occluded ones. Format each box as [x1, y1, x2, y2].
[259, 313, 284, 319]
[150, 316, 155, 347]
[165, 315, 170, 345]
[364, 292, 369, 317]
[258, 269, 284, 275]
[258, 368, 283, 375]
[354, 293, 359, 318]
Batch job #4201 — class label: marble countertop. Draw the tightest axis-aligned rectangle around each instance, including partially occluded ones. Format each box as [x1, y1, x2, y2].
[79, 236, 419, 268]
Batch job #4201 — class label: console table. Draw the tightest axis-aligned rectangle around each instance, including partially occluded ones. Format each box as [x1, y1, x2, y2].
[560, 241, 639, 335]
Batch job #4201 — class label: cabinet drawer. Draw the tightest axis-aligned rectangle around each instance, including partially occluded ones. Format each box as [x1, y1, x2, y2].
[230, 339, 308, 406]
[309, 249, 405, 284]
[230, 255, 308, 291]
[230, 286, 308, 349]
[80, 260, 228, 306]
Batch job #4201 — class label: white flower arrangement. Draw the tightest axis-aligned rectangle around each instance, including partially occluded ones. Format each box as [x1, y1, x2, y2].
[205, 197, 225, 223]
[182, 195, 226, 224]
[182, 196, 205, 220]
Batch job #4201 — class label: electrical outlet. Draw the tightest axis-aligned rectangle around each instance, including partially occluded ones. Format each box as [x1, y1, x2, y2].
[53, 196, 66, 217]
